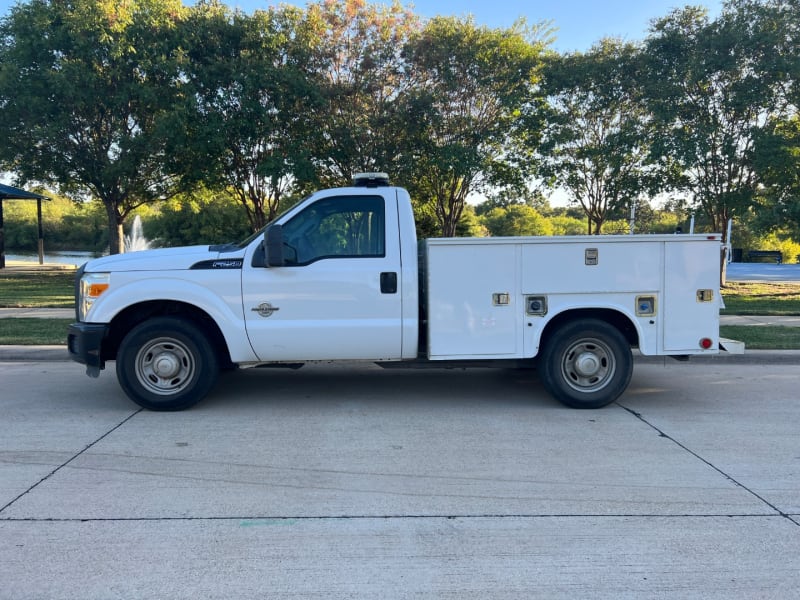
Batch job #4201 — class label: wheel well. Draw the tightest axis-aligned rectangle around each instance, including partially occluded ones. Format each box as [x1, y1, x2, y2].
[102, 301, 233, 368]
[539, 309, 639, 350]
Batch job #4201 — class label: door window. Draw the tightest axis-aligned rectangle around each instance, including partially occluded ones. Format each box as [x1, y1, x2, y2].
[281, 195, 385, 265]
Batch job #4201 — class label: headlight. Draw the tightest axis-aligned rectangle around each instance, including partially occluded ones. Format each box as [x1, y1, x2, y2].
[78, 272, 110, 321]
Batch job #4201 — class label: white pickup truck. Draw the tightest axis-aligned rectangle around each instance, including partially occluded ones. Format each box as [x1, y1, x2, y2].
[68, 173, 737, 411]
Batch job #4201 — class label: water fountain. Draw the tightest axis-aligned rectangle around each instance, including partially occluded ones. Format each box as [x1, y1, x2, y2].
[123, 215, 153, 252]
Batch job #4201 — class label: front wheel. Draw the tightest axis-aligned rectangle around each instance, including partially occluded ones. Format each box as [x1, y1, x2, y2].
[116, 317, 219, 411]
[539, 319, 632, 409]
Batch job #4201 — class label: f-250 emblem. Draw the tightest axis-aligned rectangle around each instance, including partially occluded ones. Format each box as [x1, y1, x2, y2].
[251, 302, 280, 318]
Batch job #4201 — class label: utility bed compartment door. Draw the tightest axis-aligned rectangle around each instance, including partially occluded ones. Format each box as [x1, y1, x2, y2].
[663, 240, 720, 352]
[426, 242, 519, 359]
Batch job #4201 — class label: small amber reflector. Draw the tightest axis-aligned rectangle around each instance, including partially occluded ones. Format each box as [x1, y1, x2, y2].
[88, 283, 109, 297]
[700, 338, 713, 349]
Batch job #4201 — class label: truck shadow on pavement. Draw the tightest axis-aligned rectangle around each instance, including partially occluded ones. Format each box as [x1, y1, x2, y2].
[199, 364, 557, 412]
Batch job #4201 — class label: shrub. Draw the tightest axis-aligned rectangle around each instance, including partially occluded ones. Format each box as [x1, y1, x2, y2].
[749, 233, 800, 264]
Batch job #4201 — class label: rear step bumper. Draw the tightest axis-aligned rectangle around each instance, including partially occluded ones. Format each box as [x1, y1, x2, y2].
[720, 337, 746, 354]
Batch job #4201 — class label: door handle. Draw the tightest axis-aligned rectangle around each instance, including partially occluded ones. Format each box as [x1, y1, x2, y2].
[380, 272, 397, 294]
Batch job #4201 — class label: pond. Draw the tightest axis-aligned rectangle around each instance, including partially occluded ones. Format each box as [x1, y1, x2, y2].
[4, 250, 104, 267]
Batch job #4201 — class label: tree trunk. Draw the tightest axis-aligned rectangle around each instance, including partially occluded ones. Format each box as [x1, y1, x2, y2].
[105, 203, 125, 255]
[437, 197, 463, 237]
[441, 216, 457, 237]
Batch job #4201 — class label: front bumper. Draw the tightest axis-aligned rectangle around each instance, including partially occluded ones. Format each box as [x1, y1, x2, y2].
[67, 322, 109, 376]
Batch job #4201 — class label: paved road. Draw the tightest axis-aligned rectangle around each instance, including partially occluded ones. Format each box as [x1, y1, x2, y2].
[1, 360, 798, 599]
[727, 262, 800, 282]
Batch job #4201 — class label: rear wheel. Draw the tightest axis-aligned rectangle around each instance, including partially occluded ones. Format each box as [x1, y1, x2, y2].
[116, 317, 218, 411]
[539, 319, 632, 409]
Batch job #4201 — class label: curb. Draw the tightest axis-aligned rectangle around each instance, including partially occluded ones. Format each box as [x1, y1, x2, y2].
[0, 345, 71, 361]
[634, 350, 800, 365]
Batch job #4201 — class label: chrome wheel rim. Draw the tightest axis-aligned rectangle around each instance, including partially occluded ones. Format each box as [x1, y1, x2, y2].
[560, 337, 616, 393]
[135, 337, 195, 396]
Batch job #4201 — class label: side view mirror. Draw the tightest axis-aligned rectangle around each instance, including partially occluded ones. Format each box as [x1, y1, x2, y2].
[266, 224, 285, 267]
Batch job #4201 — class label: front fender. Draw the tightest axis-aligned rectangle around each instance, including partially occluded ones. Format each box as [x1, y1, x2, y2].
[85, 271, 257, 363]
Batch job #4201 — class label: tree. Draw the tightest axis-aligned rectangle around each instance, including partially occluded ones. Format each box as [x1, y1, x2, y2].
[548, 214, 587, 236]
[481, 204, 553, 237]
[753, 117, 800, 240]
[474, 187, 551, 216]
[148, 189, 251, 247]
[401, 17, 547, 237]
[304, 0, 420, 188]
[644, 1, 799, 278]
[0, 0, 187, 254]
[171, 2, 320, 232]
[1, 192, 107, 252]
[539, 39, 654, 234]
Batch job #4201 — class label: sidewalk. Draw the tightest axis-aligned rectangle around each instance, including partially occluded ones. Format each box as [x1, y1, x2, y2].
[0, 307, 74, 319]
[719, 314, 800, 327]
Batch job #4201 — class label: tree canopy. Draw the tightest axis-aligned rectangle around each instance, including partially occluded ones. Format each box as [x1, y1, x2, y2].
[401, 16, 547, 236]
[644, 0, 799, 241]
[0, 0, 797, 254]
[539, 39, 654, 234]
[0, 0, 187, 253]
[169, 1, 320, 231]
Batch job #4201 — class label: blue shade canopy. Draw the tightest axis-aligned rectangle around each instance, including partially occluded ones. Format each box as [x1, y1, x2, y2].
[0, 183, 48, 200]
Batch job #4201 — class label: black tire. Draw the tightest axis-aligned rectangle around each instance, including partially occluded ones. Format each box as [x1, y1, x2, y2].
[539, 319, 632, 409]
[116, 317, 219, 411]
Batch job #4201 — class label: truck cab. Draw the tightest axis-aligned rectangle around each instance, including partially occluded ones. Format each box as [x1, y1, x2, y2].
[69, 175, 421, 410]
[242, 180, 419, 362]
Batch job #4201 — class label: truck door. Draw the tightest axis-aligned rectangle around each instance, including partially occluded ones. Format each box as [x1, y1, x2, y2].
[242, 192, 403, 361]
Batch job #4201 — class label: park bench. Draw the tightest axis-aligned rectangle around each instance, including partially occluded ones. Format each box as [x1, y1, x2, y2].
[747, 250, 782, 263]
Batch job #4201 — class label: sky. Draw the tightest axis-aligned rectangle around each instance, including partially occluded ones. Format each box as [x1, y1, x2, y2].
[0, 0, 723, 53]
[247, 0, 724, 52]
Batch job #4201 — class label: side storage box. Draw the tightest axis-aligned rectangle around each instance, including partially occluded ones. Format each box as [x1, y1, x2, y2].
[424, 239, 522, 360]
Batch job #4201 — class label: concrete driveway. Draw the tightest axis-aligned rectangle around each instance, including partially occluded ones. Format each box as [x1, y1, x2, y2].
[1, 359, 798, 599]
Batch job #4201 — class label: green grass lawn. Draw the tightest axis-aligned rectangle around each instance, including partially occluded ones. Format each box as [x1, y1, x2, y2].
[0, 269, 75, 308]
[719, 325, 800, 349]
[721, 281, 800, 315]
[0, 318, 73, 345]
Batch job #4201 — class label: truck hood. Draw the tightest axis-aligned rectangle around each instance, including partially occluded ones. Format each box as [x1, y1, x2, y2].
[83, 245, 245, 272]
